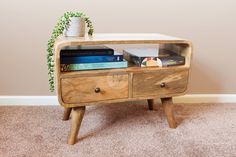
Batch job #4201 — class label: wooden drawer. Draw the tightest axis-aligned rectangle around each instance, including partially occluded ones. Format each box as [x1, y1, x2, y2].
[133, 69, 189, 97]
[61, 74, 129, 104]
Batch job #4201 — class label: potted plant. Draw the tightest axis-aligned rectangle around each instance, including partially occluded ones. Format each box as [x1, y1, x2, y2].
[47, 12, 94, 92]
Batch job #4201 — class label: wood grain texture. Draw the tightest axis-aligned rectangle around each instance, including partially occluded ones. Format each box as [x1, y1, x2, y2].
[60, 65, 188, 78]
[61, 74, 129, 104]
[54, 33, 192, 108]
[62, 108, 72, 121]
[60, 93, 187, 108]
[147, 99, 154, 110]
[68, 106, 85, 145]
[133, 69, 189, 97]
[161, 97, 177, 128]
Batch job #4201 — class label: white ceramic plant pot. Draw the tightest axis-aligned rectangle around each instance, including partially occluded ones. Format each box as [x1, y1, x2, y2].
[64, 17, 85, 37]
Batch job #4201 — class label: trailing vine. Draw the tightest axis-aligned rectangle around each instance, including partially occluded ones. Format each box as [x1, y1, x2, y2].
[47, 12, 94, 92]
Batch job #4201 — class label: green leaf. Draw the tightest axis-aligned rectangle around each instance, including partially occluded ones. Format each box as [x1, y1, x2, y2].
[46, 11, 94, 92]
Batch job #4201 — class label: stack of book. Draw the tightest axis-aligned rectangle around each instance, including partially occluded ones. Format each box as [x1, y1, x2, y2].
[123, 48, 185, 67]
[60, 45, 128, 71]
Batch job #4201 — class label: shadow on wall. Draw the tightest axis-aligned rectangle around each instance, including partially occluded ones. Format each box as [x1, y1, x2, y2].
[188, 60, 222, 94]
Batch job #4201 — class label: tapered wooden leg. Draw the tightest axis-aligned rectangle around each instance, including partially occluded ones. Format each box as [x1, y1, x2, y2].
[62, 108, 72, 121]
[147, 99, 154, 110]
[161, 97, 177, 128]
[68, 106, 86, 145]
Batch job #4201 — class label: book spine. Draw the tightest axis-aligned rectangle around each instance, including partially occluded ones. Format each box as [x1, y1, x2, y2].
[60, 50, 114, 57]
[60, 55, 123, 64]
[123, 51, 142, 66]
[61, 61, 128, 71]
[130, 55, 143, 67]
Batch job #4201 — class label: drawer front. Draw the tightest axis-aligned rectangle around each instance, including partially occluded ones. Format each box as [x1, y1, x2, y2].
[133, 69, 189, 97]
[61, 74, 129, 104]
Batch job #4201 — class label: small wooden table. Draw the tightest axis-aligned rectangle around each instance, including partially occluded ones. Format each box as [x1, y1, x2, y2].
[54, 33, 192, 145]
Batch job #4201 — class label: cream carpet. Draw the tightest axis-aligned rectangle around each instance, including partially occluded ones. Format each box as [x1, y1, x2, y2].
[0, 102, 236, 157]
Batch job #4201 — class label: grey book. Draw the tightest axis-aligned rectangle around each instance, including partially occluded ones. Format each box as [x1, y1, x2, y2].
[123, 48, 184, 67]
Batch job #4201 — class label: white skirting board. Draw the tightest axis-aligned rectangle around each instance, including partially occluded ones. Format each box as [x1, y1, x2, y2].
[0, 95, 236, 106]
[0, 96, 59, 106]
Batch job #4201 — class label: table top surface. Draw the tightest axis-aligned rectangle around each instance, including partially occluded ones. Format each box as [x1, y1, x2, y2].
[55, 33, 190, 46]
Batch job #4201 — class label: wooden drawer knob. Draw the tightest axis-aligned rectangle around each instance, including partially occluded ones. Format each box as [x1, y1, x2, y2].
[160, 83, 166, 88]
[94, 87, 101, 93]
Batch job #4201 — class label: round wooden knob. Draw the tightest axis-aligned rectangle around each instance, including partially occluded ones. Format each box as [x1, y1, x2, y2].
[94, 87, 101, 93]
[160, 83, 166, 88]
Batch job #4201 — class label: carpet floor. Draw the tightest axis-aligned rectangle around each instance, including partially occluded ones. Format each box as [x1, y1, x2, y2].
[0, 102, 236, 157]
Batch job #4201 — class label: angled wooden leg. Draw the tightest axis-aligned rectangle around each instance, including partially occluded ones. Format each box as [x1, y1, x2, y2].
[161, 97, 177, 128]
[68, 106, 86, 145]
[62, 108, 72, 121]
[147, 99, 154, 110]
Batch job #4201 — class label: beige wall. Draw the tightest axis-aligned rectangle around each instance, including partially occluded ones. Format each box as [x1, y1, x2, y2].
[0, 0, 235, 95]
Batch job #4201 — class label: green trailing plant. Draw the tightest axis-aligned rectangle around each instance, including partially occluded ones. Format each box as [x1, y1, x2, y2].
[47, 12, 94, 92]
